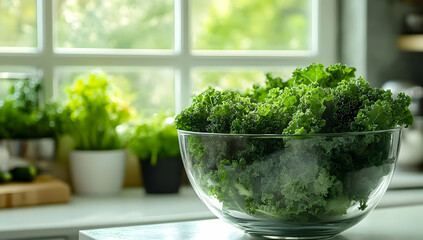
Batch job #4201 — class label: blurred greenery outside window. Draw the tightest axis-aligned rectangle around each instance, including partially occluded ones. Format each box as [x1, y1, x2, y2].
[0, 0, 333, 117]
[55, 0, 174, 50]
[0, 80, 17, 99]
[191, 68, 295, 95]
[0, 71, 41, 99]
[0, 0, 37, 49]
[191, 0, 311, 51]
[55, 68, 175, 117]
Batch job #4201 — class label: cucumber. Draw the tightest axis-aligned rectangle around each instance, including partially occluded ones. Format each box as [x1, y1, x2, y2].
[0, 170, 12, 183]
[10, 166, 37, 182]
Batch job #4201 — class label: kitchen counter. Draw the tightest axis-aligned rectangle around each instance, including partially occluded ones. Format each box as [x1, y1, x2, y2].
[1, 169, 423, 240]
[0, 186, 214, 240]
[76, 169, 423, 240]
[80, 205, 423, 240]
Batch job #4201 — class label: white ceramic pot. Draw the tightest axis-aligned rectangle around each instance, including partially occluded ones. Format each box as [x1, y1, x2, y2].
[69, 149, 126, 195]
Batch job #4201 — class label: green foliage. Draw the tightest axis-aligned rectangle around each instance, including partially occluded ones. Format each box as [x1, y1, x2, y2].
[128, 113, 179, 165]
[61, 73, 132, 150]
[0, 79, 59, 139]
[192, 0, 309, 50]
[176, 63, 414, 134]
[177, 62, 412, 220]
[56, 0, 174, 49]
[0, 0, 37, 47]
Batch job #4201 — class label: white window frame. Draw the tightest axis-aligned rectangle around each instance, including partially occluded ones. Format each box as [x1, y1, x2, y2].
[0, 0, 337, 113]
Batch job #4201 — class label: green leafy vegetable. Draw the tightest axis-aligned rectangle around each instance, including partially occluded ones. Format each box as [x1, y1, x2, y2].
[176, 63, 413, 221]
[177, 63, 413, 134]
[127, 113, 180, 165]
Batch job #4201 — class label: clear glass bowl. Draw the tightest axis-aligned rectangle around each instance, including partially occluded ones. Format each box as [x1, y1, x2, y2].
[178, 129, 402, 239]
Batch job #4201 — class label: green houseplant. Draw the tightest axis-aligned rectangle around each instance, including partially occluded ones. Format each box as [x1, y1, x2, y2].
[62, 72, 132, 195]
[0, 79, 59, 139]
[128, 113, 182, 194]
[0, 79, 59, 174]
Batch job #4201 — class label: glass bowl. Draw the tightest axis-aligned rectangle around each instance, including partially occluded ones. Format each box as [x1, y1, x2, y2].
[178, 128, 402, 239]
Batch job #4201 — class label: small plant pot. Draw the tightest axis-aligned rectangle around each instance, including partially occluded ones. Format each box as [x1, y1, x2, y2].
[140, 157, 183, 194]
[2, 138, 56, 173]
[69, 149, 126, 195]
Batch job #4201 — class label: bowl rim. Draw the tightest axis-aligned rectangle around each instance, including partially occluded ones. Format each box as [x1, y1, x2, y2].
[177, 127, 402, 137]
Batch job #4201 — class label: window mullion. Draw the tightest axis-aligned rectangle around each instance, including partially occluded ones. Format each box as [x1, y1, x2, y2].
[39, 0, 54, 101]
[175, 0, 191, 113]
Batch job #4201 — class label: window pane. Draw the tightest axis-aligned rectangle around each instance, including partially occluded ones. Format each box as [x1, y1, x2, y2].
[191, 68, 294, 95]
[0, 81, 15, 98]
[191, 0, 311, 51]
[56, 68, 175, 117]
[0, 0, 37, 48]
[0, 71, 41, 99]
[55, 0, 174, 50]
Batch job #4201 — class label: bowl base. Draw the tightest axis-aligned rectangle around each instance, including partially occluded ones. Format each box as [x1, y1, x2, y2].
[247, 232, 336, 240]
[235, 218, 357, 240]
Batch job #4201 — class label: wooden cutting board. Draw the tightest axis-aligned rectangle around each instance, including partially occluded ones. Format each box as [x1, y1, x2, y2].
[0, 175, 70, 208]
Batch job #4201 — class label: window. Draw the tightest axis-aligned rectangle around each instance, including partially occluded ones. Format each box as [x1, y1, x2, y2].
[55, 67, 175, 117]
[191, 0, 312, 52]
[0, 68, 41, 98]
[0, 0, 337, 116]
[0, 0, 38, 51]
[55, 0, 174, 52]
[191, 68, 294, 95]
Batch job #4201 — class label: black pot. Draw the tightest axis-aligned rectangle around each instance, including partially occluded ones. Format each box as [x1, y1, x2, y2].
[140, 157, 183, 194]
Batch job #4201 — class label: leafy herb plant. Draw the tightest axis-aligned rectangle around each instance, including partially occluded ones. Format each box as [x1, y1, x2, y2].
[128, 113, 180, 165]
[61, 73, 132, 150]
[0, 79, 59, 139]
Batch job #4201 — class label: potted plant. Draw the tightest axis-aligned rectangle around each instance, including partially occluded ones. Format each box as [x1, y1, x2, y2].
[0, 79, 59, 174]
[61, 72, 132, 195]
[128, 113, 183, 194]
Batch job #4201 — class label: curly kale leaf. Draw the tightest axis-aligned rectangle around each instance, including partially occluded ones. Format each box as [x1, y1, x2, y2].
[177, 62, 413, 135]
[291, 63, 356, 88]
[176, 88, 255, 133]
[207, 92, 253, 133]
[321, 77, 372, 133]
[232, 88, 300, 134]
[283, 86, 333, 134]
[245, 73, 292, 103]
[351, 90, 414, 132]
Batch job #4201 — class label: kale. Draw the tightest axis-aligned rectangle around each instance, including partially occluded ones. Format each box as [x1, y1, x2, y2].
[176, 63, 412, 221]
[176, 63, 413, 134]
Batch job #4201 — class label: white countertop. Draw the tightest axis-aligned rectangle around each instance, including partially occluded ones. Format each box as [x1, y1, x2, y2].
[0, 186, 214, 240]
[80, 205, 423, 240]
[1, 169, 423, 240]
